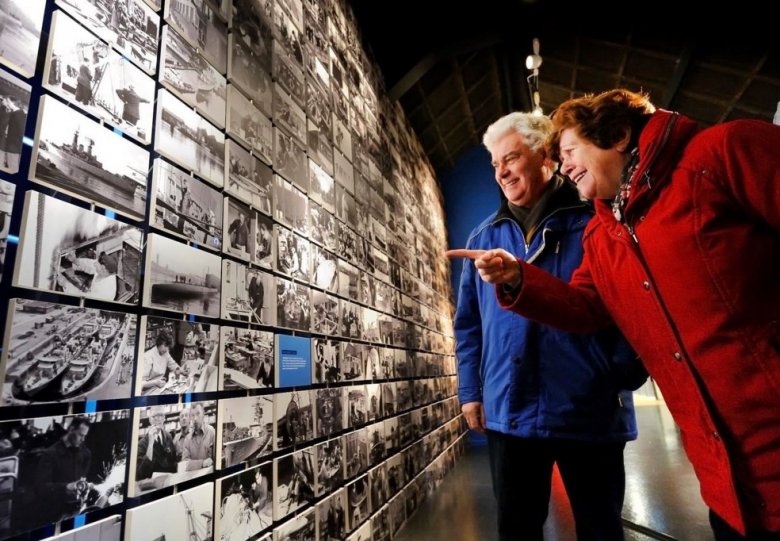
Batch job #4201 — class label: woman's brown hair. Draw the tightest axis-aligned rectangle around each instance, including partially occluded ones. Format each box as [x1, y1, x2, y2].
[546, 89, 656, 161]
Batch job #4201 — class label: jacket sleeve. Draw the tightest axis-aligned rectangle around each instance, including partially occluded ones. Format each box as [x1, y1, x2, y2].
[454, 240, 483, 405]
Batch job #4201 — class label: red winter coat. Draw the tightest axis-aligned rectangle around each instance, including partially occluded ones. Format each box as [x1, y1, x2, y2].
[499, 110, 780, 534]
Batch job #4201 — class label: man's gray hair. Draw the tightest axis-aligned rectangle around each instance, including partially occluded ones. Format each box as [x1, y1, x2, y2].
[482, 112, 552, 153]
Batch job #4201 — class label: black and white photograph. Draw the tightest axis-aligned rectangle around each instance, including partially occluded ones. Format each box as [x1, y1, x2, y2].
[397, 381, 413, 413]
[355, 200, 370, 235]
[306, 76, 331, 132]
[142, 0, 161, 9]
[275, 225, 310, 282]
[228, 32, 273, 113]
[389, 493, 407, 536]
[366, 383, 383, 423]
[340, 301, 363, 341]
[230, 0, 273, 71]
[308, 159, 335, 212]
[218, 395, 273, 467]
[307, 118, 335, 179]
[315, 388, 344, 437]
[316, 488, 348, 541]
[143, 233, 221, 317]
[272, 40, 304, 106]
[159, 25, 226, 128]
[359, 272, 375, 307]
[155, 88, 225, 188]
[338, 259, 360, 301]
[332, 113, 352, 162]
[30, 95, 149, 220]
[125, 482, 213, 540]
[304, 25, 330, 91]
[382, 382, 397, 417]
[274, 128, 307, 190]
[273, 449, 315, 520]
[273, 507, 315, 541]
[151, 159, 223, 250]
[276, 277, 311, 331]
[273, 83, 306, 147]
[41, 514, 122, 541]
[164, 0, 227, 73]
[346, 474, 370, 532]
[0, 0, 46, 78]
[227, 85, 274, 163]
[274, 175, 308, 235]
[0, 180, 15, 282]
[372, 505, 392, 541]
[205, 0, 230, 20]
[344, 429, 369, 480]
[310, 201, 337, 251]
[0, 410, 129, 539]
[312, 338, 342, 384]
[44, 11, 154, 146]
[224, 197, 255, 260]
[128, 401, 216, 496]
[272, 3, 303, 66]
[135, 316, 219, 396]
[314, 438, 344, 496]
[0, 69, 31, 174]
[215, 461, 273, 541]
[334, 150, 355, 194]
[0, 300, 136, 405]
[354, 173, 370, 205]
[362, 308, 382, 344]
[337, 223, 360, 265]
[311, 290, 339, 334]
[347, 386, 368, 429]
[56, 0, 159, 75]
[220, 326, 274, 390]
[226, 140, 273, 213]
[221, 259, 275, 325]
[347, 521, 372, 541]
[273, 390, 314, 451]
[255, 212, 274, 267]
[14, 192, 143, 304]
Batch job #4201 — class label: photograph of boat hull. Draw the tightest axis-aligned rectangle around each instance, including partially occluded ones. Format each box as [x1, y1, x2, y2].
[220, 326, 274, 390]
[44, 11, 155, 146]
[0, 69, 31, 174]
[217, 395, 273, 468]
[135, 316, 219, 396]
[215, 461, 273, 541]
[143, 233, 221, 318]
[155, 88, 225, 188]
[125, 482, 214, 540]
[55, 0, 160, 75]
[0, 410, 130, 540]
[14, 192, 143, 304]
[0, 0, 46, 77]
[150, 159, 223, 250]
[0, 300, 136, 405]
[0, 180, 16, 282]
[30, 95, 150, 220]
[164, 0, 227, 74]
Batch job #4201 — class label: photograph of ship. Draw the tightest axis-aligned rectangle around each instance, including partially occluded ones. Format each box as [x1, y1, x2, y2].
[155, 88, 225, 188]
[55, 0, 159, 75]
[30, 95, 149, 220]
[135, 316, 219, 396]
[0, 180, 16, 282]
[272, 40, 304, 107]
[143, 233, 221, 318]
[0, 410, 129, 539]
[221, 259, 275, 325]
[151, 159, 223, 250]
[227, 85, 273, 162]
[311, 290, 339, 335]
[215, 461, 273, 541]
[220, 326, 274, 390]
[0, 0, 45, 77]
[128, 401, 216, 496]
[314, 438, 344, 496]
[44, 11, 155, 146]
[273, 390, 314, 451]
[274, 507, 315, 541]
[274, 128, 307, 192]
[228, 32, 272, 112]
[255, 212, 274, 268]
[226, 140, 273, 213]
[41, 514, 122, 541]
[159, 25, 226, 128]
[308, 158, 335, 212]
[273, 449, 315, 519]
[316, 488, 347, 541]
[276, 278, 310, 332]
[0, 300, 136, 405]
[14, 192, 143, 304]
[310, 202, 337, 252]
[275, 226, 309, 282]
[217, 395, 273, 467]
[0, 69, 30, 174]
[273, 83, 306, 147]
[274, 175, 308, 235]
[125, 482, 213, 540]
[164, 0, 227, 74]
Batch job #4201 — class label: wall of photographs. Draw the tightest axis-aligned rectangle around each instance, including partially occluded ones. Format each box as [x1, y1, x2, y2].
[0, 0, 465, 540]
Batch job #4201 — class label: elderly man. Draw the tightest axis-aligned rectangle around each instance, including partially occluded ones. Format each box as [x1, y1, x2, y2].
[181, 402, 215, 471]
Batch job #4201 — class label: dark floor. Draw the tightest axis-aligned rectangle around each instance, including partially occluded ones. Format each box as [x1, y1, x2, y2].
[396, 404, 712, 541]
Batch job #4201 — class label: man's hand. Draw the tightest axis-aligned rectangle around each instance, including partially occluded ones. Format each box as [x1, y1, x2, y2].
[461, 401, 487, 434]
[446, 249, 522, 287]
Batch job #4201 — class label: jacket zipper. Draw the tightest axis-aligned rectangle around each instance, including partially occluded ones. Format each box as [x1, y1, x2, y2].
[527, 202, 587, 264]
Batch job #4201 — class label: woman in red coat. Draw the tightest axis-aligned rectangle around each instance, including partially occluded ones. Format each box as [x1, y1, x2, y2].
[449, 89, 780, 540]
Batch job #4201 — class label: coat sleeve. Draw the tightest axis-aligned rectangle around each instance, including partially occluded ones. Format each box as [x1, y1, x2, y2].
[454, 238, 483, 405]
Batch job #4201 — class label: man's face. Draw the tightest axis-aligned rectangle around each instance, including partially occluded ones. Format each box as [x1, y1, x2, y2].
[149, 410, 165, 428]
[490, 131, 548, 208]
[157, 343, 169, 355]
[192, 406, 204, 429]
[67, 424, 89, 447]
[179, 409, 190, 429]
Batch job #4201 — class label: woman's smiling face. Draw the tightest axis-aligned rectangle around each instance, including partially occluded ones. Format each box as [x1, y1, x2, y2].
[558, 128, 630, 200]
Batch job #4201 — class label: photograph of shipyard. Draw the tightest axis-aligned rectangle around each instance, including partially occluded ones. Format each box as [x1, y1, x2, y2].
[0, 0, 46, 77]
[217, 394, 273, 467]
[43, 11, 155, 145]
[0, 300, 136, 405]
[143, 233, 221, 318]
[55, 0, 160, 75]
[220, 326, 274, 390]
[14, 192, 143, 304]
[164, 0, 227, 74]
[0, 69, 31, 174]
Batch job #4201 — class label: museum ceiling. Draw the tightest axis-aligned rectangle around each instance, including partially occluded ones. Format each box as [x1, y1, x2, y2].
[350, 1, 780, 176]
